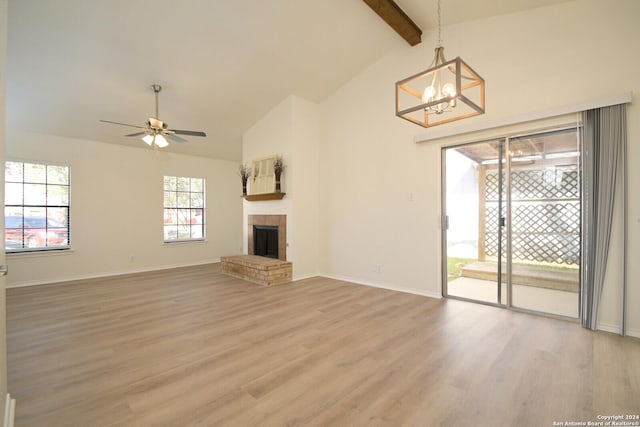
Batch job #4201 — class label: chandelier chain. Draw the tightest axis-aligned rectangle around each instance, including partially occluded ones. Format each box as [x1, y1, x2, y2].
[437, 0, 442, 47]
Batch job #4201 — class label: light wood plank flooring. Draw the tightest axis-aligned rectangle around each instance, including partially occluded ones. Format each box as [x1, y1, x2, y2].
[7, 264, 640, 426]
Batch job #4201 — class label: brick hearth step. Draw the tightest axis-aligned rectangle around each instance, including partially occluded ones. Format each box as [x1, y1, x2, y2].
[220, 255, 292, 286]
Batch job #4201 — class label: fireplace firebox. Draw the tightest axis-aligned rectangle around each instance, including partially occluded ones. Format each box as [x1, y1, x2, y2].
[248, 215, 286, 261]
[253, 225, 279, 259]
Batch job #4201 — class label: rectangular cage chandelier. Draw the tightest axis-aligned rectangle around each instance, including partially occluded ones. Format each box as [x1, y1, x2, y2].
[395, 48, 485, 128]
[395, 0, 485, 128]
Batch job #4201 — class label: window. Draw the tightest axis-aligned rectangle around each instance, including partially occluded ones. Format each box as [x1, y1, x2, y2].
[5, 161, 70, 252]
[163, 176, 205, 242]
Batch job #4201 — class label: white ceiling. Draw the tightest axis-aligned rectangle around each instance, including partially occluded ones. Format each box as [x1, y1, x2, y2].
[6, 0, 571, 161]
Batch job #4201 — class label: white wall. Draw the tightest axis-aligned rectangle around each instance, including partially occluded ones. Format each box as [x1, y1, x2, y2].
[5, 131, 242, 286]
[242, 95, 320, 280]
[318, 0, 640, 334]
[290, 96, 320, 279]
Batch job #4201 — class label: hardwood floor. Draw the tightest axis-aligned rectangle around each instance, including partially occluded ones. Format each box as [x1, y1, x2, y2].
[6, 264, 640, 426]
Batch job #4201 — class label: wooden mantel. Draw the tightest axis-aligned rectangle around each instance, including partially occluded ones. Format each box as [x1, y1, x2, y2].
[243, 192, 286, 201]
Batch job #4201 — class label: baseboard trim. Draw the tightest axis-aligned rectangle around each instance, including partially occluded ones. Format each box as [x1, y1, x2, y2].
[319, 273, 441, 299]
[596, 322, 619, 335]
[6, 260, 221, 288]
[3, 394, 15, 427]
[594, 321, 638, 337]
[292, 273, 319, 282]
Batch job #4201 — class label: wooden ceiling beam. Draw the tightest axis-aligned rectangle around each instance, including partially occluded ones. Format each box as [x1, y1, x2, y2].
[362, 0, 422, 46]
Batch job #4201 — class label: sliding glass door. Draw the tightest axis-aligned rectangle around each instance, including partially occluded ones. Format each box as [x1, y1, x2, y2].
[442, 128, 580, 318]
[442, 138, 506, 306]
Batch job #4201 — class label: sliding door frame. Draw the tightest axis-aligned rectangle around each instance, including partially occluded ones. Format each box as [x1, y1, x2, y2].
[440, 137, 508, 309]
[441, 126, 581, 321]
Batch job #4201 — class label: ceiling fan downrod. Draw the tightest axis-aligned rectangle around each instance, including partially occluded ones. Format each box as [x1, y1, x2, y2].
[151, 84, 162, 119]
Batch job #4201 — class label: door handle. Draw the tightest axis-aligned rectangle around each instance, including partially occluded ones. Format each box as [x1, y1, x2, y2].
[499, 217, 506, 227]
[0, 265, 7, 277]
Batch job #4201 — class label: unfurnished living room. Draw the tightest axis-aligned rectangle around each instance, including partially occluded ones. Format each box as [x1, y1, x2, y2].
[0, 0, 639, 426]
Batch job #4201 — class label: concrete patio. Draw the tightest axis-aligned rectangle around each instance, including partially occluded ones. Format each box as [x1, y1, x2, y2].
[447, 276, 579, 318]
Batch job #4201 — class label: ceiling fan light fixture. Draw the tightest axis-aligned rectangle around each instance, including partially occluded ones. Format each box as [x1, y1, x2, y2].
[141, 133, 168, 148]
[154, 134, 169, 148]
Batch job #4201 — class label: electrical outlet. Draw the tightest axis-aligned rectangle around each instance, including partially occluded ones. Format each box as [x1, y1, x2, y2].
[129, 255, 136, 263]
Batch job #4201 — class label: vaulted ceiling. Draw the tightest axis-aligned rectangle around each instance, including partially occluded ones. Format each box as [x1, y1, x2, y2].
[6, 0, 572, 161]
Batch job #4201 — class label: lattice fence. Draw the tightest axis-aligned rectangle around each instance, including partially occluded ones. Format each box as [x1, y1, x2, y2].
[484, 168, 580, 266]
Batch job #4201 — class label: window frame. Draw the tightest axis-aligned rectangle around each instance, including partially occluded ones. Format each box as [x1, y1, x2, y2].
[4, 160, 71, 253]
[163, 175, 206, 243]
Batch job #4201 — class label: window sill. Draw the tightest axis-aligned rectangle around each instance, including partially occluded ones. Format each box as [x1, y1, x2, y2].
[163, 239, 207, 246]
[7, 248, 74, 259]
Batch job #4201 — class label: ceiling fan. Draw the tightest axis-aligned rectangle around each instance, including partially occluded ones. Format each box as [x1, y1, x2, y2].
[100, 84, 206, 148]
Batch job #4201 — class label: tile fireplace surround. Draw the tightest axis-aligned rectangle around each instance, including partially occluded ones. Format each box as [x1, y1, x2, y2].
[248, 215, 287, 261]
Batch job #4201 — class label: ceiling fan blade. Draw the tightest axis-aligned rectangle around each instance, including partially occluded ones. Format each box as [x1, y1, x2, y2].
[171, 129, 207, 137]
[166, 133, 188, 144]
[125, 131, 148, 137]
[100, 119, 146, 129]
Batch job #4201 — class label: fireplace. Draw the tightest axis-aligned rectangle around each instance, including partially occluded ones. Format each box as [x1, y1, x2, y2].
[248, 215, 287, 261]
[254, 225, 279, 259]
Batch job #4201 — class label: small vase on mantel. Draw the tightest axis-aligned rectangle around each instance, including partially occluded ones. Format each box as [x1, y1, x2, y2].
[273, 155, 285, 194]
[239, 163, 251, 197]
